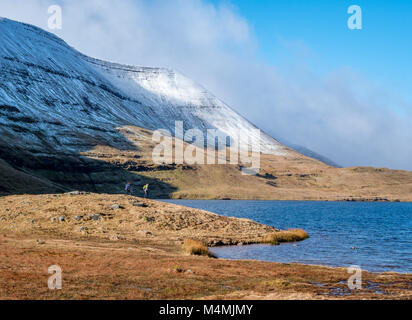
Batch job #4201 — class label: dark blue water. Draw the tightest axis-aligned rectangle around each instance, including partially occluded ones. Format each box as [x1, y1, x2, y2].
[163, 200, 412, 273]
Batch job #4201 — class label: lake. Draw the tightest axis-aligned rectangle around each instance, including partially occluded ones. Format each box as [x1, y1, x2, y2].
[163, 200, 412, 273]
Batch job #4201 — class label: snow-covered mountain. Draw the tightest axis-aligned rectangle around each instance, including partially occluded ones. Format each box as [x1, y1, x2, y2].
[3, 18, 412, 202]
[0, 18, 288, 158]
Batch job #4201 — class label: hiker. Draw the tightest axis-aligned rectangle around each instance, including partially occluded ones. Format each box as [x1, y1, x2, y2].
[143, 183, 149, 198]
[125, 181, 132, 194]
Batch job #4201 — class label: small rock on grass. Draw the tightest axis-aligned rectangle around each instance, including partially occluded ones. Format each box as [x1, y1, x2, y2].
[137, 230, 152, 237]
[133, 202, 147, 207]
[58, 216, 65, 222]
[89, 214, 101, 221]
[66, 191, 90, 196]
[37, 239, 45, 245]
[110, 234, 125, 241]
[172, 266, 183, 273]
[67, 191, 80, 196]
[144, 216, 155, 222]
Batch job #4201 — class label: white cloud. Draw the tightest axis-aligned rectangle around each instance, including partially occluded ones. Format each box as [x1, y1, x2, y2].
[1, 0, 411, 170]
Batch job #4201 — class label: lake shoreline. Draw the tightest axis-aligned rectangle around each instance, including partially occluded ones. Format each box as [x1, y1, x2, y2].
[209, 246, 412, 276]
[165, 199, 412, 274]
[0, 194, 410, 299]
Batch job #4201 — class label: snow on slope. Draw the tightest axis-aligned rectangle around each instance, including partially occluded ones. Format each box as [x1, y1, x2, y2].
[0, 18, 288, 156]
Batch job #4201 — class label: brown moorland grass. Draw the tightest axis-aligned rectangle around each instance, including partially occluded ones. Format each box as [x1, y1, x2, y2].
[264, 229, 309, 245]
[0, 193, 279, 247]
[1, 234, 411, 300]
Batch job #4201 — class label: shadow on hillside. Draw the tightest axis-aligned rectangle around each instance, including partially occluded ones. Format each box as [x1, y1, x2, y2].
[0, 143, 178, 198]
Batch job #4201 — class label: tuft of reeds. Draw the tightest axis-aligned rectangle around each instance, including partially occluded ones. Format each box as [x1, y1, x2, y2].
[263, 229, 309, 245]
[183, 239, 216, 258]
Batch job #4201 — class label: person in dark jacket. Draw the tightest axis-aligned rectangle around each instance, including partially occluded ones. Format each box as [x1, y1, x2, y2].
[125, 181, 131, 194]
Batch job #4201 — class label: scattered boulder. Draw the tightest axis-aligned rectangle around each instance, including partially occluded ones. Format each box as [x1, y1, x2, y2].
[133, 202, 147, 207]
[172, 266, 183, 273]
[110, 234, 125, 241]
[89, 214, 101, 221]
[74, 215, 82, 221]
[144, 216, 155, 222]
[79, 226, 87, 232]
[66, 191, 90, 196]
[37, 239, 45, 245]
[58, 216, 65, 222]
[50, 217, 57, 222]
[110, 204, 123, 210]
[210, 239, 224, 246]
[67, 191, 80, 196]
[137, 230, 152, 237]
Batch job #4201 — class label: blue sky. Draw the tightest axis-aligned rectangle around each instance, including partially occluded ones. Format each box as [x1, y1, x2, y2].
[212, 0, 412, 106]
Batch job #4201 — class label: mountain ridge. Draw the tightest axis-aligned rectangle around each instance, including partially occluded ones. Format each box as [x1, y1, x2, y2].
[1, 17, 412, 202]
[0, 17, 287, 156]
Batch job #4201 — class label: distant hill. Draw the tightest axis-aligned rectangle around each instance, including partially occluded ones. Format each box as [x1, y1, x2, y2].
[288, 144, 341, 168]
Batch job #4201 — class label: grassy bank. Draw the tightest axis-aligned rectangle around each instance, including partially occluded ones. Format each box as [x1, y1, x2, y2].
[263, 229, 310, 245]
